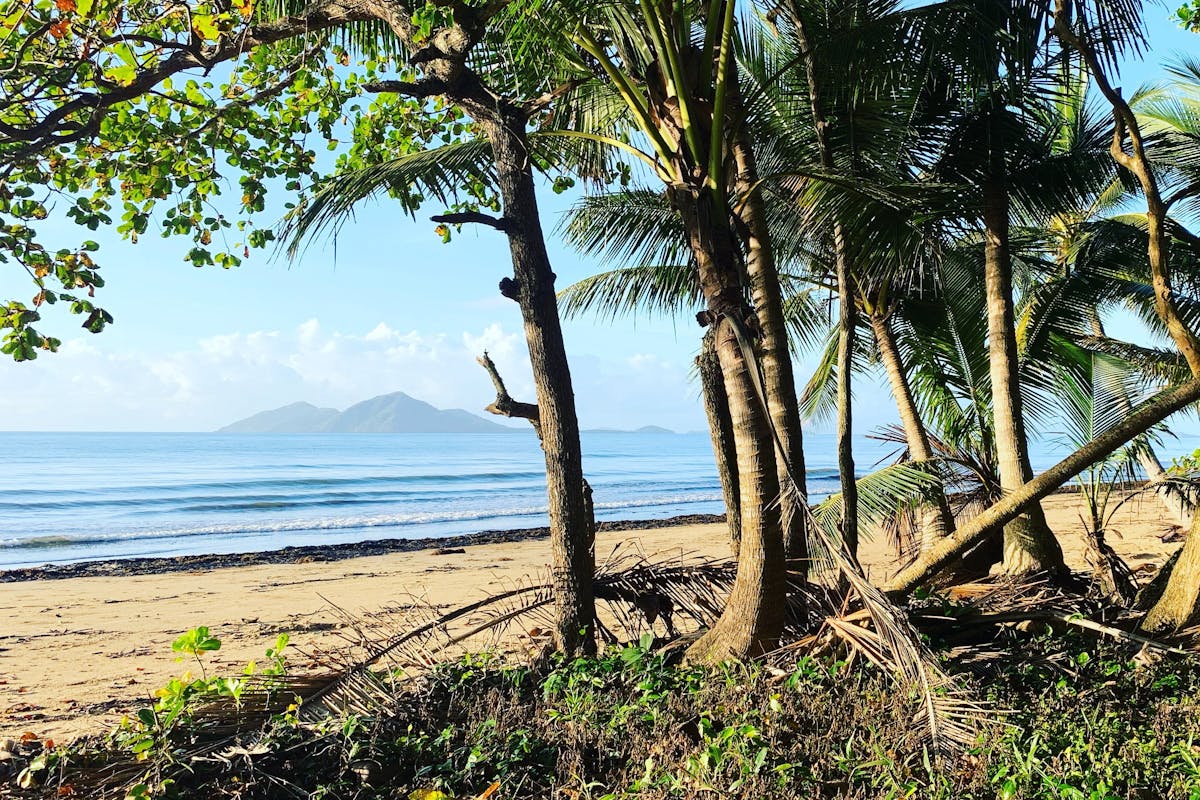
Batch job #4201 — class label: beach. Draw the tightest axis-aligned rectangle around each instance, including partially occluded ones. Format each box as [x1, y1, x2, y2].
[0, 491, 1185, 744]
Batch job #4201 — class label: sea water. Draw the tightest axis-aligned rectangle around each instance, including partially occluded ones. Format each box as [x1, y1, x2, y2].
[0, 430, 1180, 568]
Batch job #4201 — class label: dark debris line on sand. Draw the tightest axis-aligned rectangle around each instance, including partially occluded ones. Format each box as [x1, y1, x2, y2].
[0, 514, 726, 584]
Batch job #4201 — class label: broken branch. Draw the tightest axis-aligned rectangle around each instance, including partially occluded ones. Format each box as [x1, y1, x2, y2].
[477, 351, 540, 437]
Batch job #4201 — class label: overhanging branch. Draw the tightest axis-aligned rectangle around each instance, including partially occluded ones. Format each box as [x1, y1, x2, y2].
[432, 211, 510, 231]
[361, 78, 448, 98]
[1, 0, 372, 159]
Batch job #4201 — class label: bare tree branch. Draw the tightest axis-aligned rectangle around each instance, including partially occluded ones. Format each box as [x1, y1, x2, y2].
[477, 351, 540, 436]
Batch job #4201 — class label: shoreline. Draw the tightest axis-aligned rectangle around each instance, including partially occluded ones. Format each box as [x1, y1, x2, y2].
[0, 491, 1180, 743]
[0, 513, 725, 583]
[0, 481, 1142, 584]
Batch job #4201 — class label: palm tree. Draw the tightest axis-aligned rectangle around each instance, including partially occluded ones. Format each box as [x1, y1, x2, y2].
[918, 1, 1077, 576]
[536, 0, 798, 661]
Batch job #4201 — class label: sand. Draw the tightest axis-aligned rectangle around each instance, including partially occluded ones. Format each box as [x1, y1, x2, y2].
[0, 491, 1185, 744]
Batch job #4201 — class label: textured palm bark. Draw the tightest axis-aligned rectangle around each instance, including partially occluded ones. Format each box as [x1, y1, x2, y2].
[982, 175, 1067, 577]
[671, 186, 788, 664]
[869, 310, 956, 551]
[732, 135, 809, 569]
[482, 108, 595, 656]
[685, 318, 788, 662]
[1140, 525, 1200, 632]
[885, 376, 1200, 594]
[834, 231, 860, 561]
[697, 330, 742, 555]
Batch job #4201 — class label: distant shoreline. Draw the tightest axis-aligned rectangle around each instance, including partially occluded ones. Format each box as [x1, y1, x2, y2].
[0, 513, 726, 583]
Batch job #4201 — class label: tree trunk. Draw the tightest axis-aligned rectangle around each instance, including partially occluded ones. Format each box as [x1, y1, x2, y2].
[671, 185, 788, 663]
[686, 316, 788, 662]
[835, 229, 860, 561]
[884, 376, 1200, 594]
[733, 134, 809, 569]
[698, 329, 741, 555]
[1089, 313, 1193, 525]
[869, 308, 956, 552]
[982, 174, 1067, 576]
[792, 17, 857, 564]
[484, 108, 595, 656]
[1141, 517, 1200, 632]
[1052, 5, 1200, 629]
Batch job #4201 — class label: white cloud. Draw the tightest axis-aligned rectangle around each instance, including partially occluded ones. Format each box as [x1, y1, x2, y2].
[0, 320, 708, 432]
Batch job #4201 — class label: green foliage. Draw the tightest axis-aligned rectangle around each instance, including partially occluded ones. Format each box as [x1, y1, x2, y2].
[34, 632, 1200, 798]
[0, 0, 494, 357]
[14, 627, 297, 795]
[124, 630, 292, 796]
[1178, 1, 1200, 32]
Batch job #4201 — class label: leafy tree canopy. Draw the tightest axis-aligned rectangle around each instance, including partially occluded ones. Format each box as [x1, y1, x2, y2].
[0, 0, 509, 360]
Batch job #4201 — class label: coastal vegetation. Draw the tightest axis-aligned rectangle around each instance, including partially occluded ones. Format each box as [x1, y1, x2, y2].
[5, 0, 1200, 795]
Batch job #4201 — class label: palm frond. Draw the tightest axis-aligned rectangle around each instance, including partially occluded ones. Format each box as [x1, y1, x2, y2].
[558, 265, 702, 321]
[281, 138, 496, 258]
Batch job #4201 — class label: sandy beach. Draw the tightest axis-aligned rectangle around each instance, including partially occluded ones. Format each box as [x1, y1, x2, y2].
[0, 491, 1185, 744]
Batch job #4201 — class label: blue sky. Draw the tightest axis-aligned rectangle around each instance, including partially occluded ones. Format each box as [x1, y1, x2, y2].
[0, 10, 1196, 434]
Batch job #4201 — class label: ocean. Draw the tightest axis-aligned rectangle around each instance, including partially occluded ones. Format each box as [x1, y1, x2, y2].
[0, 430, 1186, 569]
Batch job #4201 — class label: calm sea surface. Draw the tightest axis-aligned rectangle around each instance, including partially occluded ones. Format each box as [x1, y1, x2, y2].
[0, 430, 1190, 568]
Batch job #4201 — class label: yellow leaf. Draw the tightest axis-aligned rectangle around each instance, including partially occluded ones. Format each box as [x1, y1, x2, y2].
[192, 14, 219, 41]
[408, 790, 452, 800]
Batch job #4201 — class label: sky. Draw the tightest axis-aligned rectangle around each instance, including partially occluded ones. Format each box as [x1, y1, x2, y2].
[0, 10, 1197, 434]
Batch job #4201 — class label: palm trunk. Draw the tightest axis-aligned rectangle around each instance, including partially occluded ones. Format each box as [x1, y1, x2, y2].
[483, 108, 595, 656]
[672, 186, 787, 663]
[686, 317, 788, 661]
[982, 174, 1066, 576]
[835, 229, 860, 560]
[732, 134, 809, 569]
[793, 17, 858, 562]
[1053, 3, 1200, 630]
[698, 329, 742, 555]
[885, 376, 1200, 594]
[868, 309, 956, 551]
[1088, 314, 1193, 525]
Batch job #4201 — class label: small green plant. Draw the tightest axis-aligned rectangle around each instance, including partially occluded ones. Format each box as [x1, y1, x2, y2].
[106, 628, 295, 796]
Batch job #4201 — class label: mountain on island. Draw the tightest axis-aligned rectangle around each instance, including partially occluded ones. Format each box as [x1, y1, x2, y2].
[218, 392, 515, 434]
[219, 401, 341, 433]
[584, 425, 678, 434]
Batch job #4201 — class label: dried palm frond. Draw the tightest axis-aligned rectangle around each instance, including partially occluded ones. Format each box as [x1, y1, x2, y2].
[294, 545, 751, 721]
[728, 312, 992, 761]
[807, 512, 988, 760]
